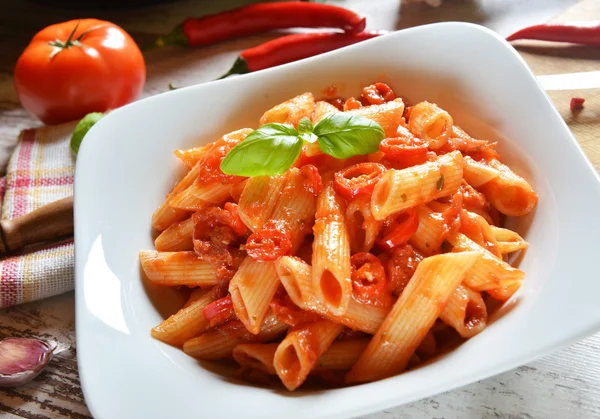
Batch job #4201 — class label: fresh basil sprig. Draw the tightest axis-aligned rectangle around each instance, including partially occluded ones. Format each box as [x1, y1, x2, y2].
[220, 114, 384, 176]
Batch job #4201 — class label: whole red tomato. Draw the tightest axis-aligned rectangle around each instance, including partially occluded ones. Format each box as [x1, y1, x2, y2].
[14, 19, 146, 125]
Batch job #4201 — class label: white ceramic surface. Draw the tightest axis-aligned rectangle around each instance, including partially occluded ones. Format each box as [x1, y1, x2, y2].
[74, 22, 600, 419]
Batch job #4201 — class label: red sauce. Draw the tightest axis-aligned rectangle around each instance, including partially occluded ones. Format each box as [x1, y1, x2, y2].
[360, 82, 395, 106]
[343, 97, 362, 111]
[270, 296, 322, 327]
[321, 85, 337, 96]
[385, 245, 423, 296]
[197, 137, 246, 184]
[325, 97, 345, 111]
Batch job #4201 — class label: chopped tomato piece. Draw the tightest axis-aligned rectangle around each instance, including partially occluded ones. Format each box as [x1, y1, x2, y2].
[333, 162, 386, 201]
[570, 97, 585, 110]
[299, 164, 323, 196]
[202, 295, 235, 328]
[246, 228, 292, 261]
[351, 252, 389, 307]
[360, 82, 395, 106]
[379, 135, 429, 160]
[224, 202, 248, 236]
[343, 97, 362, 111]
[385, 244, 423, 295]
[376, 208, 419, 250]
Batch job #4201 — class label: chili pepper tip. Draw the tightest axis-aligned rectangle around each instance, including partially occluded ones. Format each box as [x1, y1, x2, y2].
[216, 57, 250, 80]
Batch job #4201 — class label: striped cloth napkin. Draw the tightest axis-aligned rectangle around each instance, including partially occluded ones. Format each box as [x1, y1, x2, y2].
[0, 122, 76, 308]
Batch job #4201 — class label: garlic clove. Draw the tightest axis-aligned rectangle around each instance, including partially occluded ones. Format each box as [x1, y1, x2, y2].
[0, 337, 56, 387]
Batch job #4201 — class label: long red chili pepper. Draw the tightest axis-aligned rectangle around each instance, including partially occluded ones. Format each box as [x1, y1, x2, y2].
[218, 30, 387, 79]
[506, 21, 600, 46]
[153, 2, 366, 48]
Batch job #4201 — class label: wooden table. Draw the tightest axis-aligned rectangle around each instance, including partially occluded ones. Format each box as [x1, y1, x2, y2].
[1, 0, 600, 417]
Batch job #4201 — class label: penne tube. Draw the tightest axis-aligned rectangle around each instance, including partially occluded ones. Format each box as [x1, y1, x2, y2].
[345, 195, 381, 254]
[238, 174, 289, 232]
[460, 210, 501, 258]
[183, 288, 209, 309]
[168, 181, 232, 210]
[347, 98, 405, 138]
[154, 217, 194, 252]
[275, 256, 389, 334]
[175, 143, 212, 168]
[151, 204, 190, 232]
[346, 251, 479, 383]
[233, 343, 279, 375]
[479, 159, 538, 217]
[313, 100, 340, 124]
[183, 314, 287, 361]
[314, 340, 369, 371]
[229, 179, 248, 203]
[229, 257, 280, 335]
[274, 319, 343, 390]
[440, 284, 487, 338]
[371, 151, 463, 220]
[409, 204, 446, 256]
[486, 279, 522, 301]
[269, 167, 317, 251]
[491, 226, 529, 255]
[448, 233, 525, 294]
[312, 179, 352, 316]
[415, 330, 436, 356]
[139, 250, 218, 287]
[151, 290, 216, 346]
[407, 101, 453, 149]
[260, 92, 315, 126]
[462, 156, 499, 188]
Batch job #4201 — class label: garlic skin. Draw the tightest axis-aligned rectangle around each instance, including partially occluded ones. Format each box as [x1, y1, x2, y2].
[0, 338, 56, 387]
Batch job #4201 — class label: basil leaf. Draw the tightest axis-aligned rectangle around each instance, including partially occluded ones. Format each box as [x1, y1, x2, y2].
[314, 113, 385, 159]
[220, 123, 302, 176]
[70, 112, 104, 155]
[298, 117, 318, 143]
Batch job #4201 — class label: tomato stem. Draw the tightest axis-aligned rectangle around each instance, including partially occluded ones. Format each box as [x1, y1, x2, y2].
[48, 20, 82, 59]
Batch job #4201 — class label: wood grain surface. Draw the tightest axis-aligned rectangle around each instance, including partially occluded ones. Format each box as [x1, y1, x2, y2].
[1, 0, 599, 418]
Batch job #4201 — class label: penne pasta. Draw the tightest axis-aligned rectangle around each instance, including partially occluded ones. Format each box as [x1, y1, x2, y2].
[312, 179, 352, 316]
[238, 174, 289, 232]
[371, 151, 463, 220]
[274, 319, 343, 390]
[491, 226, 529, 255]
[346, 251, 479, 383]
[183, 314, 287, 361]
[175, 143, 212, 168]
[151, 289, 216, 346]
[154, 217, 194, 252]
[463, 156, 499, 188]
[314, 340, 369, 371]
[139, 250, 218, 287]
[229, 257, 280, 335]
[232, 343, 279, 375]
[260, 92, 315, 126]
[313, 100, 340, 124]
[152, 204, 189, 232]
[275, 256, 389, 334]
[440, 284, 487, 338]
[479, 159, 538, 217]
[409, 204, 446, 256]
[345, 195, 381, 254]
[347, 98, 405, 138]
[407, 101, 453, 149]
[460, 210, 501, 258]
[448, 233, 525, 296]
[168, 181, 232, 210]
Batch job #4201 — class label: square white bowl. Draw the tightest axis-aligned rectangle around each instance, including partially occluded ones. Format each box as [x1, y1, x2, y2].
[74, 22, 600, 419]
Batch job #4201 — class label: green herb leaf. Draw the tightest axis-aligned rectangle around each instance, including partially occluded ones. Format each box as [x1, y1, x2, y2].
[220, 123, 302, 176]
[70, 112, 104, 155]
[436, 174, 445, 190]
[314, 113, 385, 159]
[297, 117, 318, 143]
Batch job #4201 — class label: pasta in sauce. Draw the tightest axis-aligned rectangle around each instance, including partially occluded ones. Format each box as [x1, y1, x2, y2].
[140, 82, 538, 390]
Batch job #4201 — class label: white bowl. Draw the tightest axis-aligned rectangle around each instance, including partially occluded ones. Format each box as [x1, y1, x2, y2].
[74, 22, 600, 419]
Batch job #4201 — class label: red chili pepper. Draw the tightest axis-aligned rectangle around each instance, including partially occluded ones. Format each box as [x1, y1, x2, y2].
[333, 162, 387, 201]
[246, 228, 292, 261]
[202, 295, 235, 328]
[570, 97, 585, 110]
[299, 164, 323, 196]
[360, 82, 395, 106]
[218, 30, 387, 79]
[379, 134, 429, 160]
[351, 253, 388, 306]
[506, 21, 600, 46]
[153, 2, 366, 48]
[376, 208, 419, 250]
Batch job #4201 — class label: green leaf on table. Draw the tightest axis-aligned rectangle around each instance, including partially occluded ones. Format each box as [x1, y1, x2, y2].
[70, 112, 104, 155]
[220, 123, 303, 176]
[314, 113, 385, 159]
